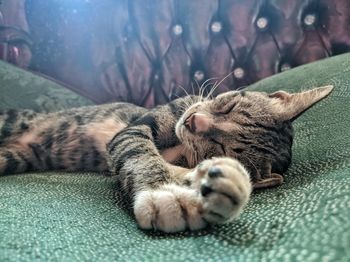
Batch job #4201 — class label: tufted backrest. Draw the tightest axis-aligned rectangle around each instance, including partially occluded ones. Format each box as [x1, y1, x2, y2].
[1, 0, 350, 107]
[0, 0, 32, 68]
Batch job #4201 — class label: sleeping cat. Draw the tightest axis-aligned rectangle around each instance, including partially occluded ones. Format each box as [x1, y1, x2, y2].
[0, 85, 333, 233]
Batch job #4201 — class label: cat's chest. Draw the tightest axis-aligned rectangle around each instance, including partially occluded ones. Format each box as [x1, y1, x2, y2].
[160, 144, 192, 167]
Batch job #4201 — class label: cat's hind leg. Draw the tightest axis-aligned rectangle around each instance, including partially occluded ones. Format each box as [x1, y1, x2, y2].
[0, 109, 42, 174]
[0, 145, 35, 175]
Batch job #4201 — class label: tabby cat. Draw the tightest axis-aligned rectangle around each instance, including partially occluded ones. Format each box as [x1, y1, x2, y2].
[0, 85, 333, 233]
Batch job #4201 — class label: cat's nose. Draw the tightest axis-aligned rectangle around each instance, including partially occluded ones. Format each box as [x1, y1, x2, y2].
[184, 113, 210, 133]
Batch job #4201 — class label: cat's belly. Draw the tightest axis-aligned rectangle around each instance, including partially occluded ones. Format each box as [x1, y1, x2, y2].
[11, 116, 128, 172]
[85, 118, 127, 152]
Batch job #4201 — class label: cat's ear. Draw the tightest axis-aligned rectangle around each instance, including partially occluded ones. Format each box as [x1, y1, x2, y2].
[269, 85, 334, 121]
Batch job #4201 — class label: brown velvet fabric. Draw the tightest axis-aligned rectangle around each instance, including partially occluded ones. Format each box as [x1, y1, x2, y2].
[1, 0, 350, 107]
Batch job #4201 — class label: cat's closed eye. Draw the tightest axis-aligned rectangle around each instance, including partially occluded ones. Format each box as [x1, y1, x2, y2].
[216, 102, 237, 115]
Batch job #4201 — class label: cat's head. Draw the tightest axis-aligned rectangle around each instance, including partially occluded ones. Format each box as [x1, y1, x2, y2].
[176, 85, 333, 178]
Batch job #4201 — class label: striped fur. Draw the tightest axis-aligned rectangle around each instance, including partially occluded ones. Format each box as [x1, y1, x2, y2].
[0, 86, 333, 232]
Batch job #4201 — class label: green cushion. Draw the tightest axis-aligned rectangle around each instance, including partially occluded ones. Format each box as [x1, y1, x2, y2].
[1, 54, 350, 261]
[0, 60, 92, 112]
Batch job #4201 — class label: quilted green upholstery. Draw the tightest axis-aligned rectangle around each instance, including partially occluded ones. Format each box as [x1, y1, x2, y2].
[0, 54, 349, 261]
[0, 61, 92, 112]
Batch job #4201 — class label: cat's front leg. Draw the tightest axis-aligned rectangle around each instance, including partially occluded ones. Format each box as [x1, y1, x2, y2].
[134, 157, 252, 233]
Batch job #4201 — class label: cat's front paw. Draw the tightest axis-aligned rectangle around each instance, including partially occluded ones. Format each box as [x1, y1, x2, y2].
[133, 157, 252, 233]
[190, 157, 252, 224]
[134, 185, 207, 233]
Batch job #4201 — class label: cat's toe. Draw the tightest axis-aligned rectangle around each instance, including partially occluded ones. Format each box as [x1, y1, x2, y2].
[133, 185, 207, 233]
[193, 157, 252, 224]
[133, 158, 251, 232]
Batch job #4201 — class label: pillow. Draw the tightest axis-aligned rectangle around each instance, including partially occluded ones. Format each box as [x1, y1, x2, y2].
[0, 61, 92, 112]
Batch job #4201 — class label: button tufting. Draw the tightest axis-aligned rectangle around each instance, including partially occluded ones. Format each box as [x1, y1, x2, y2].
[256, 17, 269, 30]
[233, 67, 245, 79]
[280, 63, 292, 72]
[194, 70, 204, 81]
[211, 21, 222, 33]
[172, 24, 183, 36]
[304, 14, 316, 26]
[22, 0, 350, 108]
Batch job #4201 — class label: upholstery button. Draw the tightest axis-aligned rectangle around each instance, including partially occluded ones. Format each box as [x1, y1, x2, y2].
[233, 67, 245, 79]
[154, 73, 159, 80]
[194, 70, 204, 81]
[211, 21, 222, 33]
[304, 14, 316, 26]
[172, 24, 183, 35]
[256, 17, 269, 30]
[280, 63, 292, 72]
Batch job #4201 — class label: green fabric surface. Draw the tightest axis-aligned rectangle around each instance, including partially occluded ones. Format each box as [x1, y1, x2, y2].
[1, 54, 350, 261]
[0, 60, 92, 112]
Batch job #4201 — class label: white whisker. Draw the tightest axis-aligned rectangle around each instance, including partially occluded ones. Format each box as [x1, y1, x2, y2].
[206, 70, 235, 100]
